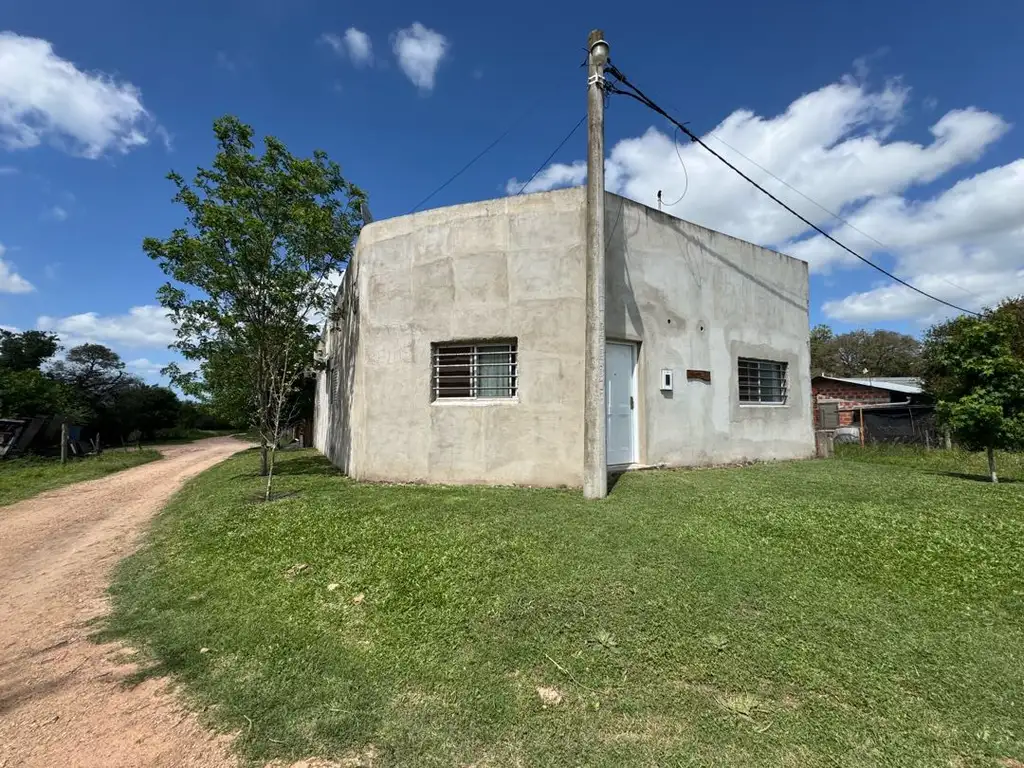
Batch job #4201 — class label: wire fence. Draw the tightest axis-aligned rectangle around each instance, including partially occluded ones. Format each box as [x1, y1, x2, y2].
[857, 405, 943, 448]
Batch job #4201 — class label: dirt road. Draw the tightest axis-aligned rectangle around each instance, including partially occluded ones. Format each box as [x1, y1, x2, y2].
[0, 438, 249, 768]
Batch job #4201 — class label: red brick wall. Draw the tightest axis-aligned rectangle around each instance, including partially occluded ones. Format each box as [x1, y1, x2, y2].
[812, 379, 893, 426]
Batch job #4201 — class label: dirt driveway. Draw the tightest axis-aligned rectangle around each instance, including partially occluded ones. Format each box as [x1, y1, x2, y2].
[0, 437, 249, 768]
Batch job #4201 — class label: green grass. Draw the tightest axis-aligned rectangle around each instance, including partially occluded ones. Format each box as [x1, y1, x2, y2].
[0, 449, 161, 506]
[102, 447, 1024, 767]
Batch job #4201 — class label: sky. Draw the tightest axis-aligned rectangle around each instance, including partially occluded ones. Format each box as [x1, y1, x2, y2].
[1, 0, 1023, 383]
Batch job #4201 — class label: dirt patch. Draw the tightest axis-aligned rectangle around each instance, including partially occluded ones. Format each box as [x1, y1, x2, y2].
[0, 438, 250, 768]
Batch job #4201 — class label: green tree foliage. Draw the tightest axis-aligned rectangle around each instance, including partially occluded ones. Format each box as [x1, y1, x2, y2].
[0, 369, 65, 416]
[0, 330, 59, 371]
[811, 326, 923, 377]
[48, 343, 132, 420]
[98, 383, 181, 441]
[923, 297, 1024, 482]
[143, 116, 365, 490]
[0, 330, 65, 416]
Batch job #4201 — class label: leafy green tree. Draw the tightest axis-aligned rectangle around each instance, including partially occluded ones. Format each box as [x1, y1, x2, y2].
[811, 325, 922, 377]
[48, 343, 133, 420]
[98, 383, 181, 441]
[0, 369, 65, 416]
[0, 330, 59, 371]
[923, 298, 1024, 482]
[143, 115, 365, 496]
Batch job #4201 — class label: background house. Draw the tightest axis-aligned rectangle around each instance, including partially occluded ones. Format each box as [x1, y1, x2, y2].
[812, 376, 928, 426]
[315, 187, 815, 487]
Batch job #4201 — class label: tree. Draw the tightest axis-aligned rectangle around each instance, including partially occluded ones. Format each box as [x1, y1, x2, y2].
[0, 330, 59, 371]
[48, 343, 132, 418]
[810, 326, 922, 377]
[98, 383, 181, 441]
[922, 298, 1024, 483]
[0, 369, 65, 417]
[0, 330, 64, 416]
[143, 116, 365, 498]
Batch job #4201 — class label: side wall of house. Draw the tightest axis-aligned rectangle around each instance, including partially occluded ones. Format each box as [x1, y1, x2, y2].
[314, 261, 361, 471]
[604, 194, 815, 466]
[335, 188, 587, 486]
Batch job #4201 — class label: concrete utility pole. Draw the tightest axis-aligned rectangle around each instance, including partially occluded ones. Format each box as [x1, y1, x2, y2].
[583, 29, 609, 500]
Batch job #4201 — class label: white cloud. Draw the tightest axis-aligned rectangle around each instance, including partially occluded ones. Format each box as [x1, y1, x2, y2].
[125, 357, 166, 376]
[0, 32, 156, 158]
[322, 29, 373, 67]
[506, 161, 586, 195]
[46, 205, 68, 221]
[0, 243, 34, 293]
[345, 28, 373, 66]
[0, 166, 16, 175]
[392, 23, 447, 92]
[508, 75, 1020, 323]
[37, 305, 175, 348]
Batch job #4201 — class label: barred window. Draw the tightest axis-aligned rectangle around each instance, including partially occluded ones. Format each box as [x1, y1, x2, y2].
[738, 357, 788, 404]
[432, 341, 518, 400]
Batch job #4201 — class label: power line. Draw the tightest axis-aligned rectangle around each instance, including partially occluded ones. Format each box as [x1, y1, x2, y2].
[516, 114, 587, 195]
[603, 62, 981, 317]
[408, 108, 535, 214]
[658, 124, 688, 207]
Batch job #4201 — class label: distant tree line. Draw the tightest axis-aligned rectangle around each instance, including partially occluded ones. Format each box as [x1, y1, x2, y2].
[0, 329, 237, 445]
[810, 326, 923, 377]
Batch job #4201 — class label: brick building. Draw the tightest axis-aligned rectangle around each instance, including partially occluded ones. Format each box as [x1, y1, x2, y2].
[812, 376, 926, 426]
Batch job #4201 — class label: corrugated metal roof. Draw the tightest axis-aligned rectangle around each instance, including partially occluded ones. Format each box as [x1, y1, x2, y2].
[815, 376, 924, 395]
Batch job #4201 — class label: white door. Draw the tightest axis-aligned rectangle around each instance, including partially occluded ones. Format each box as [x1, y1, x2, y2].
[606, 342, 637, 465]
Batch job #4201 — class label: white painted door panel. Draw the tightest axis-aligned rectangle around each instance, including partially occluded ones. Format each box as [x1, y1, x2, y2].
[606, 342, 636, 465]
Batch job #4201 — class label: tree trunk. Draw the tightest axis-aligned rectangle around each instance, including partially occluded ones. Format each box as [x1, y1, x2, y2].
[259, 437, 269, 477]
[987, 445, 998, 484]
[264, 444, 277, 502]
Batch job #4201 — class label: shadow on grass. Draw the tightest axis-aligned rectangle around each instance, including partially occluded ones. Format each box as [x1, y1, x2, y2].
[270, 456, 342, 477]
[927, 471, 1020, 484]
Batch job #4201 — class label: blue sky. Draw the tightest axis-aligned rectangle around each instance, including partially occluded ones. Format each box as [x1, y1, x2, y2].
[2, 0, 1023, 381]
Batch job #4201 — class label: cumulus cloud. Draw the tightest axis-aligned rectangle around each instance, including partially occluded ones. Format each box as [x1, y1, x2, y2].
[37, 305, 175, 348]
[392, 23, 447, 92]
[508, 75, 1020, 323]
[125, 357, 166, 376]
[0, 32, 157, 158]
[506, 161, 586, 195]
[0, 243, 34, 293]
[322, 28, 373, 67]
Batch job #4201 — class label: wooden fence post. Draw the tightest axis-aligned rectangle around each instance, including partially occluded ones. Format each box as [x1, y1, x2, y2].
[60, 421, 68, 465]
[859, 408, 865, 447]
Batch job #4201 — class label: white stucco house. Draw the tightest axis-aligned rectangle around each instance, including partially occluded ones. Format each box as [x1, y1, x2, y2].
[314, 187, 814, 487]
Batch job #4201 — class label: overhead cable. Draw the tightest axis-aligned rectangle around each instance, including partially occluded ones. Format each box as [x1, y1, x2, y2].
[515, 114, 587, 195]
[603, 62, 980, 317]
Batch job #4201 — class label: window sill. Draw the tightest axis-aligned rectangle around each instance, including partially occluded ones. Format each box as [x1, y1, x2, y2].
[431, 397, 520, 406]
[738, 402, 789, 408]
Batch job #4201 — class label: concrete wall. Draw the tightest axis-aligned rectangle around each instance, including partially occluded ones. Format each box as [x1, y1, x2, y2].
[316, 188, 814, 487]
[321, 187, 587, 486]
[604, 194, 815, 466]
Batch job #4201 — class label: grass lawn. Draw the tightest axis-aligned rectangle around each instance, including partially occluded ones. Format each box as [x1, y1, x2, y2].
[102, 447, 1024, 767]
[0, 449, 161, 507]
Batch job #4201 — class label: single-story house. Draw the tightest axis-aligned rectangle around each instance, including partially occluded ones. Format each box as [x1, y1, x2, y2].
[812, 375, 928, 426]
[314, 187, 815, 487]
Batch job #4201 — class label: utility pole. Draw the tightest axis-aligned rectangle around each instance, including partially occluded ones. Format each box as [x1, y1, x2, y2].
[583, 29, 609, 500]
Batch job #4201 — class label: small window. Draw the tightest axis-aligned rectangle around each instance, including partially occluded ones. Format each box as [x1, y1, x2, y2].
[738, 357, 788, 404]
[432, 341, 518, 400]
